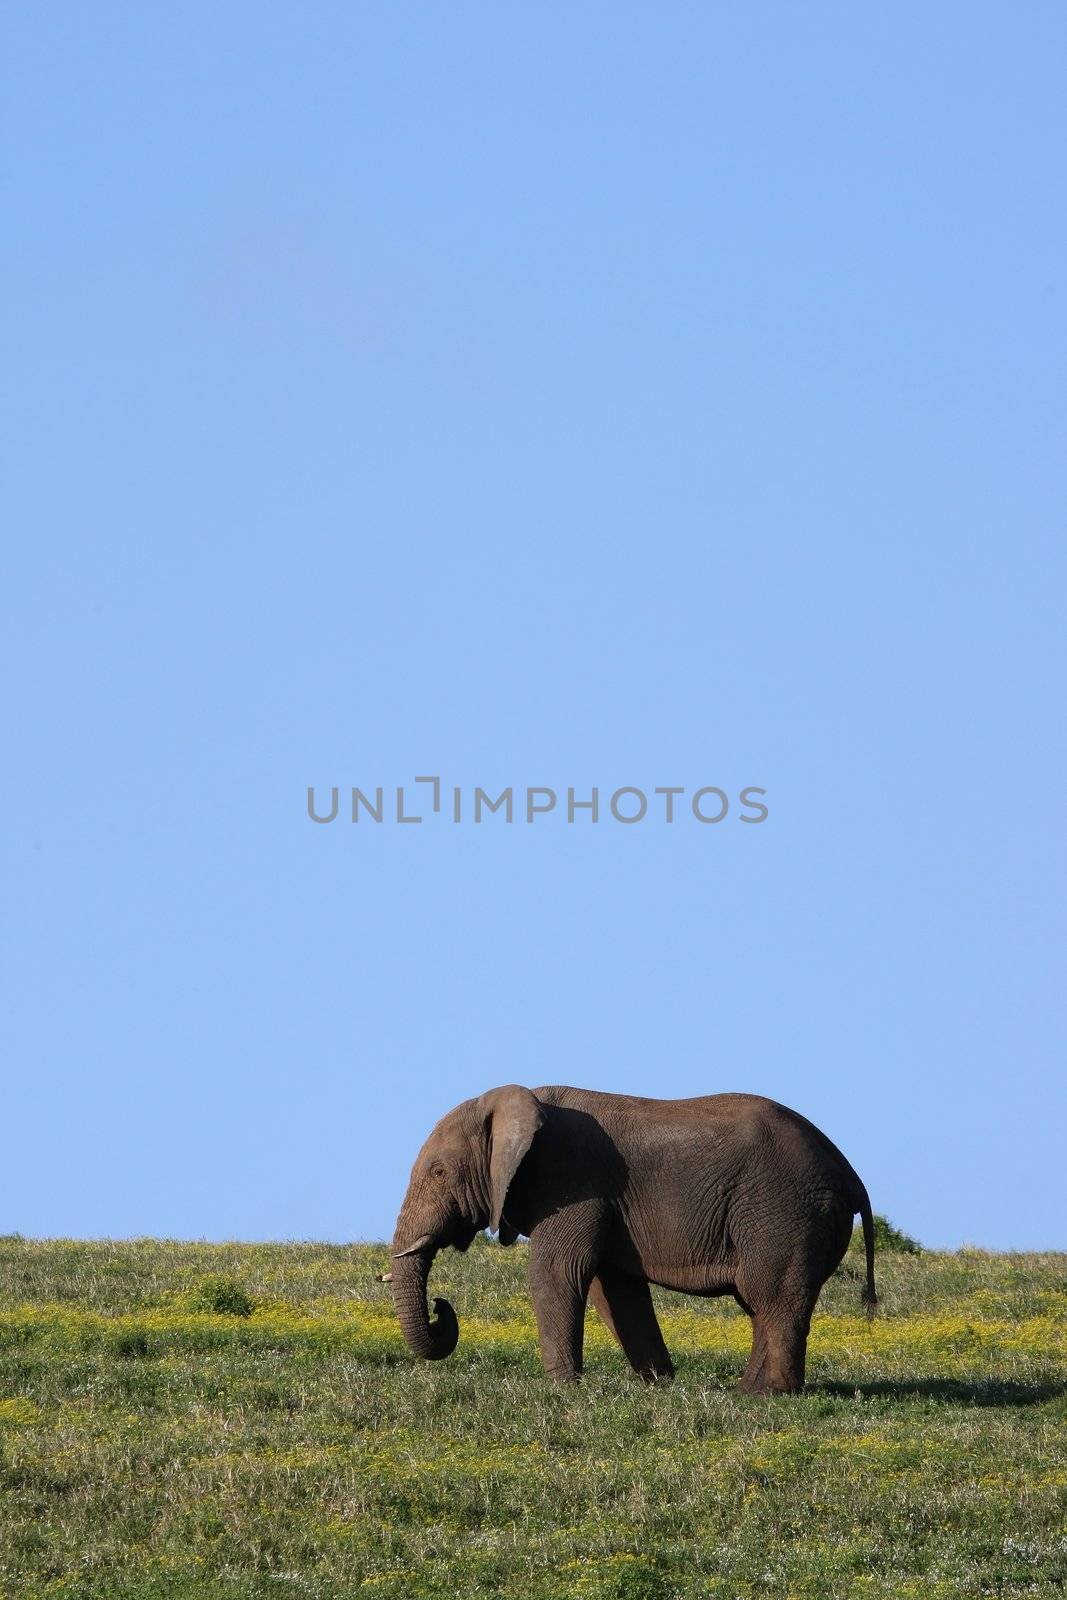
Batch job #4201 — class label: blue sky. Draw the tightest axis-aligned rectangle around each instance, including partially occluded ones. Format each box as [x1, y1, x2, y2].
[3, 4, 1064, 1249]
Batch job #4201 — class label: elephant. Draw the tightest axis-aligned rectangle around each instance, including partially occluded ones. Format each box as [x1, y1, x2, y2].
[390, 1083, 877, 1393]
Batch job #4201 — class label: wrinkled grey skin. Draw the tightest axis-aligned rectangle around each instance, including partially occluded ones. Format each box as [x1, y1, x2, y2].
[391, 1084, 877, 1393]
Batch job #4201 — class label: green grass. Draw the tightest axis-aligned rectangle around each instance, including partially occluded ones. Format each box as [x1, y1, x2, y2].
[0, 1235, 1064, 1599]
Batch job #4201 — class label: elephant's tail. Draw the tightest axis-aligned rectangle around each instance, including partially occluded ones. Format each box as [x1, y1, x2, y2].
[858, 1188, 878, 1319]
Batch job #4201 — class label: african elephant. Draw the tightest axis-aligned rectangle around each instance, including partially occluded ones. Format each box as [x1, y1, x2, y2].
[390, 1084, 877, 1393]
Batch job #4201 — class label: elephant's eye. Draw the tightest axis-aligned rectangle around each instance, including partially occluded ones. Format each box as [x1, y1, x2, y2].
[431, 1163, 446, 1179]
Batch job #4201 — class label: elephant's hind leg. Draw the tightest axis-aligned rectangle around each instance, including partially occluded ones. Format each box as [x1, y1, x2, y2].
[588, 1269, 675, 1382]
[738, 1306, 809, 1395]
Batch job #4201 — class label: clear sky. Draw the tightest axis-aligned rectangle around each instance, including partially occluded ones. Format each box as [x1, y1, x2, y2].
[3, 5, 1064, 1250]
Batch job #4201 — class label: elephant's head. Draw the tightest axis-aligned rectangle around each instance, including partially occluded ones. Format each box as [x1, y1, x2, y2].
[390, 1084, 544, 1362]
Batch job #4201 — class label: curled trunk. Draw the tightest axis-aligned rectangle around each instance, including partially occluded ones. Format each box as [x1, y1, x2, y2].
[390, 1249, 459, 1361]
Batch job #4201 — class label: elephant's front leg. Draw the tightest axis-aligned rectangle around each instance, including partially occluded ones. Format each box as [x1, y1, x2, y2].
[526, 1223, 598, 1382]
[588, 1269, 674, 1382]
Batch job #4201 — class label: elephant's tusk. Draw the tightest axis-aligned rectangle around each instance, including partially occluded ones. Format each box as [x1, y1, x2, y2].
[391, 1234, 433, 1258]
[377, 1271, 393, 1283]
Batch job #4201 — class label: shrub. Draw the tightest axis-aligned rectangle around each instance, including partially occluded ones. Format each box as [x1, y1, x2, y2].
[192, 1274, 254, 1317]
[110, 1329, 151, 1359]
[861, 1214, 922, 1253]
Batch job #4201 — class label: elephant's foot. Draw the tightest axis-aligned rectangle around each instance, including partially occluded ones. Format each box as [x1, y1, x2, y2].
[633, 1359, 675, 1384]
[544, 1366, 581, 1384]
[737, 1371, 804, 1396]
[739, 1312, 807, 1394]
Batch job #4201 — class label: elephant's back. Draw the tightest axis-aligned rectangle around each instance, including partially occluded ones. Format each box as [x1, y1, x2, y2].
[533, 1084, 864, 1200]
[535, 1083, 788, 1127]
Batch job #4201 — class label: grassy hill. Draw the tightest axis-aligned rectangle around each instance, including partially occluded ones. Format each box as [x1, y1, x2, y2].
[0, 1233, 1064, 1599]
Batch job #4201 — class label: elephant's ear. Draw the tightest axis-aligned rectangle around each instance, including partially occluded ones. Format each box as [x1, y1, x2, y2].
[480, 1085, 544, 1236]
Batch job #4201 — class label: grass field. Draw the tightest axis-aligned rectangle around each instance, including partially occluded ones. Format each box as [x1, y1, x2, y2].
[0, 1233, 1064, 1599]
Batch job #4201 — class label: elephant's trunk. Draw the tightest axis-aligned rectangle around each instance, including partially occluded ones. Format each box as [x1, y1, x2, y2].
[389, 1247, 459, 1361]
